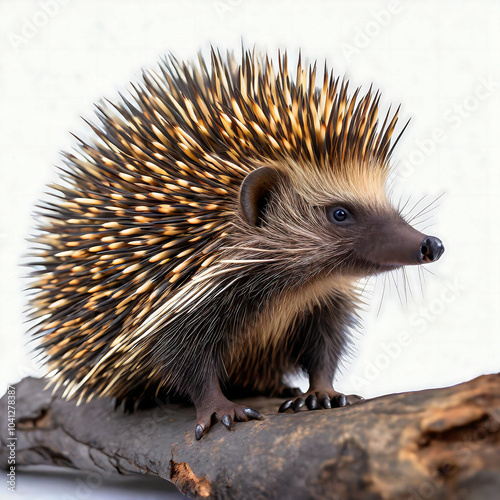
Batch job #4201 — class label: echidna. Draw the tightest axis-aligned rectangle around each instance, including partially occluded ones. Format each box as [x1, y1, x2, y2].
[28, 48, 444, 440]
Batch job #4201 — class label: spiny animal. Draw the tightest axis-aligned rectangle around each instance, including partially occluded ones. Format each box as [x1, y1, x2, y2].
[28, 48, 444, 440]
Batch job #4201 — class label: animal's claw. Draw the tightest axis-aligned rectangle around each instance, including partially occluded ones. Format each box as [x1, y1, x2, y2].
[319, 394, 331, 409]
[278, 400, 293, 413]
[332, 394, 347, 407]
[305, 394, 319, 410]
[221, 414, 232, 430]
[243, 407, 264, 420]
[195, 424, 205, 441]
[292, 397, 305, 412]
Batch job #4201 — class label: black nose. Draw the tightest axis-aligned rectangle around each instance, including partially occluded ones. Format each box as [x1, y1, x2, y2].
[420, 236, 444, 263]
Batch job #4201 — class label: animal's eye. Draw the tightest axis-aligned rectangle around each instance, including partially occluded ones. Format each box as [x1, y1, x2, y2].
[327, 207, 352, 225]
[333, 209, 347, 221]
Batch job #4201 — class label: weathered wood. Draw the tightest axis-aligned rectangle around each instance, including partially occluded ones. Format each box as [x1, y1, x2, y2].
[1, 375, 500, 499]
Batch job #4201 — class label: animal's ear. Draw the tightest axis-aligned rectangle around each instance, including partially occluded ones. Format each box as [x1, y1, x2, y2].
[239, 166, 282, 227]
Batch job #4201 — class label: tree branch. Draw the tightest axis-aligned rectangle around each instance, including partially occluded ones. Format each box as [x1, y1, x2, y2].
[2, 375, 500, 499]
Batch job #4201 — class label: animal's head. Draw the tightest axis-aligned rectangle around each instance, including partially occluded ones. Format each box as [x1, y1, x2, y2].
[238, 162, 443, 280]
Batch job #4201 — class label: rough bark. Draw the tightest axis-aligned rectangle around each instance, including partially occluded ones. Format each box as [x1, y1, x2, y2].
[1, 375, 500, 499]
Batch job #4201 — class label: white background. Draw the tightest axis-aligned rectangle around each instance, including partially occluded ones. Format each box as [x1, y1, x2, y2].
[0, 0, 499, 498]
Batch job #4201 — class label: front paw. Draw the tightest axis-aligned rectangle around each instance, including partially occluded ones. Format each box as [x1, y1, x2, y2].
[195, 401, 264, 440]
[278, 390, 364, 413]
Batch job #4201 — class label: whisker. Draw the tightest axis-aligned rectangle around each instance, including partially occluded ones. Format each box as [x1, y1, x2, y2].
[404, 194, 428, 220]
[398, 194, 413, 217]
[408, 204, 439, 223]
[407, 192, 445, 224]
[411, 215, 435, 228]
[420, 222, 437, 232]
[390, 270, 404, 308]
[421, 266, 436, 278]
[376, 273, 387, 316]
[404, 266, 415, 302]
[358, 277, 371, 297]
[417, 266, 424, 298]
[401, 267, 409, 306]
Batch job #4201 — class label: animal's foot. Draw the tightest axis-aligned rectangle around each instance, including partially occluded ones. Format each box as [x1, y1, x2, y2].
[278, 389, 364, 413]
[195, 399, 264, 440]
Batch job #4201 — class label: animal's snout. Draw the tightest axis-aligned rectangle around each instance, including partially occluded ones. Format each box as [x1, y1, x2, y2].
[420, 236, 444, 263]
